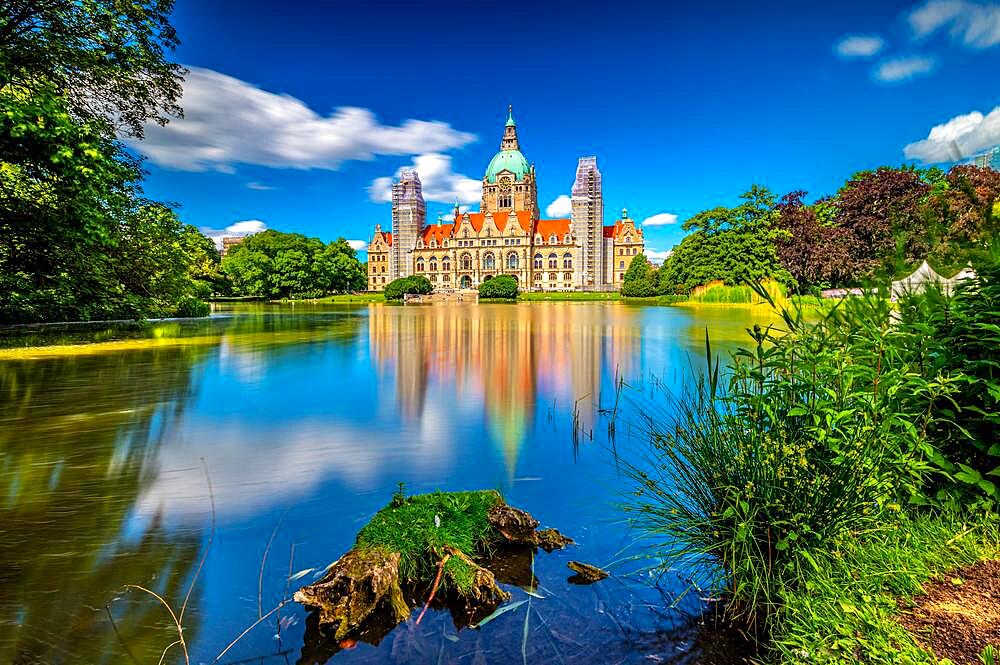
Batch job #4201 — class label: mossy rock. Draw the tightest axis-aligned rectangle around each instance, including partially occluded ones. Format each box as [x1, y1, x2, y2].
[294, 490, 572, 642]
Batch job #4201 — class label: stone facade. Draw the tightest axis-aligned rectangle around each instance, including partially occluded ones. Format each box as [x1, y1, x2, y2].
[603, 210, 645, 286]
[367, 108, 644, 292]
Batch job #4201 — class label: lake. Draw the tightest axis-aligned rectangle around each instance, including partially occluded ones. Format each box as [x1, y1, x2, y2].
[0, 301, 781, 665]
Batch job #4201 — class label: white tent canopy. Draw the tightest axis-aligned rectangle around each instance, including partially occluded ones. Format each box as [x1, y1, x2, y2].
[891, 260, 976, 299]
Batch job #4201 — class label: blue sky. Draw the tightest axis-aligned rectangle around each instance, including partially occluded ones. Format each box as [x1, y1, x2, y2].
[131, 0, 1000, 261]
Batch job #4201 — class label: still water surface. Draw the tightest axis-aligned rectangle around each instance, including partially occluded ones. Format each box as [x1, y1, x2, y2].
[0, 302, 780, 665]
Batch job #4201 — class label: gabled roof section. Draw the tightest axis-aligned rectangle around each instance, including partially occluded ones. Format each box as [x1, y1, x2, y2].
[421, 224, 454, 244]
[372, 231, 393, 246]
[449, 211, 533, 235]
[535, 218, 571, 237]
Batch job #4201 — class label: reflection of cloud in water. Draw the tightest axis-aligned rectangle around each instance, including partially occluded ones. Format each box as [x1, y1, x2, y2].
[217, 337, 266, 384]
[136, 413, 455, 523]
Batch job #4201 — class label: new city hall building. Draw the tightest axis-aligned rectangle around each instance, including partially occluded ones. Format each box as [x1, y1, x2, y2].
[367, 108, 644, 292]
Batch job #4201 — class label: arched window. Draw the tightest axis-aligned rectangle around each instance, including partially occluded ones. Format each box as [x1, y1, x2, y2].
[548, 272, 557, 281]
[507, 253, 518, 269]
[461, 253, 472, 270]
[533, 253, 542, 269]
[430, 240, 437, 248]
[625, 235, 632, 243]
[442, 257, 451, 271]
[564, 272, 572, 281]
[416, 259, 425, 272]
[499, 188, 512, 208]
[533, 273, 541, 281]
[429, 259, 437, 272]
[619, 261, 625, 269]
[548, 253, 557, 269]
[564, 234, 572, 244]
[460, 275, 472, 289]
[483, 253, 496, 270]
[549, 235, 557, 244]
[563, 253, 573, 269]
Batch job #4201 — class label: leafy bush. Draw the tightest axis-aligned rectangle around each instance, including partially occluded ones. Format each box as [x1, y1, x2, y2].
[624, 294, 941, 625]
[478, 275, 518, 299]
[620, 254, 660, 297]
[172, 296, 210, 318]
[384, 275, 433, 301]
[894, 249, 1000, 511]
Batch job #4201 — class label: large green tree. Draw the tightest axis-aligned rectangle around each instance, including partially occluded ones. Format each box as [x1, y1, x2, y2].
[658, 185, 790, 293]
[222, 230, 366, 298]
[0, 0, 206, 323]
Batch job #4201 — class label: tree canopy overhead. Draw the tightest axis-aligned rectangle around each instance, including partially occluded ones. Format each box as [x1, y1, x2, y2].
[0, 0, 184, 137]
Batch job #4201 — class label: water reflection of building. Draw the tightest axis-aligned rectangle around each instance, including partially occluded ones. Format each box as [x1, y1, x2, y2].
[367, 304, 643, 474]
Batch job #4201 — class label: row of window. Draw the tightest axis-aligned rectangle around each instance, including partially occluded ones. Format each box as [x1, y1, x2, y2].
[618, 246, 639, 256]
[419, 234, 574, 249]
[415, 252, 575, 272]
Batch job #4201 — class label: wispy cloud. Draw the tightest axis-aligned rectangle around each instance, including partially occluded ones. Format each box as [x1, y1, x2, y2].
[908, 0, 1000, 49]
[200, 219, 267, 249]
[642, 213, 679, 227]
[903, 105, 1000, 162]
[369, 153, 481, 204]
[545, 195, 572, 218]
[346, 239, 368, 252]
[834, 34, 886, 58]
[245, 181, 274, 191]
[872, 55, 937, 82]
[130, 67, 476, 172]
[646, 249, 673, 264]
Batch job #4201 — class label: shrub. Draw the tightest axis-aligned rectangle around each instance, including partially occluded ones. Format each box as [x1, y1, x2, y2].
[172, 295, 210, 318]
[384, 275, 433, 301]
[478, 275, 518, 299]
[620, 254, 660, 297]
[624, 296, 938, 626]
[894, 248, 1000, 511]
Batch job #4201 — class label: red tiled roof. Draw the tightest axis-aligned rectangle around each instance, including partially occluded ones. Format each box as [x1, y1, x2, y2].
[535, 218, 571, 237]
[451, 211, 534, 235]
[603, 223, 620, 239]
[420, 224, 454, 244]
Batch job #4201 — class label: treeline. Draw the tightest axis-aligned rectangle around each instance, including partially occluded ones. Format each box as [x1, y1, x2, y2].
[222, 230, 366, 299]
[623, 165, 1000, 296]
[0, 3, 366, 323]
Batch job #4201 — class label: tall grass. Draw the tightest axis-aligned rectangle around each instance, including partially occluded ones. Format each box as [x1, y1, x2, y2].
[688, 279, 788, 306]
[622, 288, 953, 628]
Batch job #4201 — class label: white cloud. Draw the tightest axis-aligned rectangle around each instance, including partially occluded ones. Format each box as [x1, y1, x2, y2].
[245, 181, 274, 191]
[908, 0, 1000, 48]
[545, 194, 573, 218]
[200, 219, 267, 249]
[369, 153, 481, 204]
[642, 213, 679, 227]
[872, 55, 937, 82]
[834, 34, 886, 58]
[346, 239, 368, 252]
[903, 105, 1000, 162]
[646, 249, 673, 265]
[130, 67, 476, 172]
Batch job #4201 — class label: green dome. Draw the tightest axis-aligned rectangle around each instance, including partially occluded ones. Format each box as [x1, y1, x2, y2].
[485, 149, 530, 183]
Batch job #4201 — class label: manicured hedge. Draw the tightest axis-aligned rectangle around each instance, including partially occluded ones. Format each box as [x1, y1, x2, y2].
[478, 275, 518, 299]
[384, 275, 433, 301]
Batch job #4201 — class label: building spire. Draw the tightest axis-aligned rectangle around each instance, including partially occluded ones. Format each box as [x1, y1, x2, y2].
[500, 105, 519, 151]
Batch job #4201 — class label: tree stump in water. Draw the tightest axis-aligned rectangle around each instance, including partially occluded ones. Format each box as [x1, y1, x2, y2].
[294, 490, 572, 644]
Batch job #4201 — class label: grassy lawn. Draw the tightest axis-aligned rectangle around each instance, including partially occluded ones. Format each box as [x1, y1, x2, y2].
[517, 291, 622, 301]
[775, 512, 1000, 664]
[312, 293, 386, 303]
